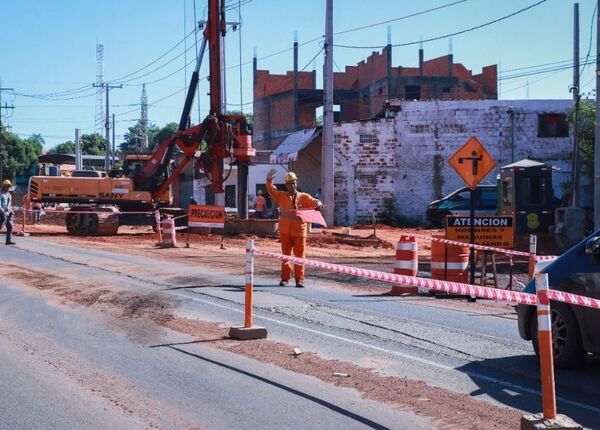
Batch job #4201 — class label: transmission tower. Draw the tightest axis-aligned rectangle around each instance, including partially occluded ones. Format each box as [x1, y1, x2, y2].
[95, 44, 105, 133]
[140, 84, 149, 151]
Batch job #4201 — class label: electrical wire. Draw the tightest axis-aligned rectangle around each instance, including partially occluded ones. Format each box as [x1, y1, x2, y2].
[116, 43, 199, 86]
[10, 29, 198, 100]
[502, 67, 568, 95]
[500, 58, 597, 80]
[334, 0, 467, 36]
[334, 0, 547, 49]
[106, 28, 197, 83]
[579, 0, 598, 80]
[501, 56, 597, 73]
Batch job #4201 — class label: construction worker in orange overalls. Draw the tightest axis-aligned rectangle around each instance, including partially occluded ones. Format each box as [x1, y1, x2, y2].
[266, 169, 323, 288]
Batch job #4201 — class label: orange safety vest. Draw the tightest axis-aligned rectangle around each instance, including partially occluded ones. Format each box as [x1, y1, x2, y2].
[266, 179, 319, 237]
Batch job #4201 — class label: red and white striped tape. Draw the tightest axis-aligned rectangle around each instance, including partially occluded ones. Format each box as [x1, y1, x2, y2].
[548, 289, 600, 310]
[408, 234, 557, 261]
[21, 208, 154, 216]
[171, 213, 189, 221]
[251, 247, 600, 310]
[251, 247, 537, 305]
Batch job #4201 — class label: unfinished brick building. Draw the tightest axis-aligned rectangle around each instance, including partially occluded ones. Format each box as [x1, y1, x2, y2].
[253, 44, 497, 150]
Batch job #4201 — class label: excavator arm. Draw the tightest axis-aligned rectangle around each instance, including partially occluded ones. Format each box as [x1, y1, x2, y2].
[133, 0, 254, 203]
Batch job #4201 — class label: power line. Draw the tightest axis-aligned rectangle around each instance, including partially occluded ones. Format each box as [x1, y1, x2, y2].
[116, 43, 199, 86]
[501, 56, 597, 73]
[107, 28, 197, 83]
[579, 0, 598, 80]
[501, 58, 597, 80]
[334, 0, 468, 36]
[334, 0, 547, 49]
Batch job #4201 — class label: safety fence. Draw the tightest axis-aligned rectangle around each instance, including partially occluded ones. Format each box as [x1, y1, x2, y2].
[402, 233, 558, 286]
[249, 245, 600, 310]
[406, 233, 557, 262]
[236, 239, 599, 424]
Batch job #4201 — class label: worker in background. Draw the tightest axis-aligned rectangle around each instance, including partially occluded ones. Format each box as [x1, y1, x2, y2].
[266, 169, 322, 288]
[254, 190, 267, 219]
[0, 180, 16, 245]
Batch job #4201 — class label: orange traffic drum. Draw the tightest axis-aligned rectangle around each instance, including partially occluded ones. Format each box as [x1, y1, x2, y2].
[430, 235, 469, 283]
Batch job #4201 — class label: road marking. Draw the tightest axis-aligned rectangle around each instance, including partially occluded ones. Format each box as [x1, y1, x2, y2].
[16, 239, 600, 415]
[175, 291, 600, 415]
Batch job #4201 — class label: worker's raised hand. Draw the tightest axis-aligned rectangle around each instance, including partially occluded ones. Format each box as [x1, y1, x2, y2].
[266, 168, 277, 181]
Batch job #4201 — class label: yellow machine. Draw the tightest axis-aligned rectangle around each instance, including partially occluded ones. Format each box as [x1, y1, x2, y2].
[28, 170, 172, 235]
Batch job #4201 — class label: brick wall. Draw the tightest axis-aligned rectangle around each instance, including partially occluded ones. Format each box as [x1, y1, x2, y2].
[333, 118, 398, 224]
[333, 99, 572, 225]
[254, 48, 498, 150]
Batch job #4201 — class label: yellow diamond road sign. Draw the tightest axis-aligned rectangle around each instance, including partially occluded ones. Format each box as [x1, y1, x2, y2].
[448, 136, 497, 189]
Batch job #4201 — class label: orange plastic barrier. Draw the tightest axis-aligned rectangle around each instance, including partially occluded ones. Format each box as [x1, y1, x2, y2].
[430, 234, 469, 283]
[392, 235, 418, 294]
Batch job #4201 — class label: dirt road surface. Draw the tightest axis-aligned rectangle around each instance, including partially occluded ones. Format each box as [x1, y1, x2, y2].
[1, 227, 598, 429]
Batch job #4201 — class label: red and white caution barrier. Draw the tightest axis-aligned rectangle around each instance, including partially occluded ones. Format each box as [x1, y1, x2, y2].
[21, 208, 154, 216]
[251, 245, 600, 311]
[548, 289, 600, 310]
[157, 216, 176, 248]
[392, 236, 418, 294]
[407, 234, 557, 262]
[248, 242, 591, 426]
[251, 246, 537, 305]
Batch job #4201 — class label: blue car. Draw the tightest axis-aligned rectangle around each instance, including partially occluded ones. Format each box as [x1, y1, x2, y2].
[426, 185, 497, 228]
[517, 231, 600, 368]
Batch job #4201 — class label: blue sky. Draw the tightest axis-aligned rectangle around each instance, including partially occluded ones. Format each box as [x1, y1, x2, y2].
[0, 0, 597, 149]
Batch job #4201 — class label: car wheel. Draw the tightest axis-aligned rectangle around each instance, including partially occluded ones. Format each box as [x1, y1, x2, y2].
[530, 303, 587, 369]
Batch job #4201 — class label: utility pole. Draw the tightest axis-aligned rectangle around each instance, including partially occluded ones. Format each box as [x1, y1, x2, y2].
[0, 82, 15, 181]
[595, 1, 600, 229]
[112, 113, 116, 166]
[321, 0, 335, 227]
[74, 128, 82, 170]
[93, 82, 122, 171]
[571, 3, 580, 207]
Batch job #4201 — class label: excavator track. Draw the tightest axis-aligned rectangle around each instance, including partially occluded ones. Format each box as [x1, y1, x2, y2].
[65, 206, 120, 236]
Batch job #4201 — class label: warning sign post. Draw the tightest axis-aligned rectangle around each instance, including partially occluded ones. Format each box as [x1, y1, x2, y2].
[448, 136, 497, 285]
[189, 205, 225, 228]
[446, 216, 514, 249]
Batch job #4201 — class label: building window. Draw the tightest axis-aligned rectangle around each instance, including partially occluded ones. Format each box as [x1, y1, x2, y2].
[359, 133, 377, 144]
[409, 124, 430, 134]
[441, 124, 466, 134]
[334, 133, 343, 144]
[538, 113, 569, 138]
[443, 87, 451, 93]
[405, 85, 421, 100]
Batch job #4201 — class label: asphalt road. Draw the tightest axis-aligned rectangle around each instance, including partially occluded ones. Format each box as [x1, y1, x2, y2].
[2, 236, 600, 429]
[0, 238, 431, 430]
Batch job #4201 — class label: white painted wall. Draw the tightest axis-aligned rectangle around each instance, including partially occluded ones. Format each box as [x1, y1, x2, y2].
[334, 99, 573, 224]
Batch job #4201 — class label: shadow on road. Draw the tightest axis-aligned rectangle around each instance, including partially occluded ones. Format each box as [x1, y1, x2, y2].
[456, 354, 600, 428]
[163, 345, 393, 430]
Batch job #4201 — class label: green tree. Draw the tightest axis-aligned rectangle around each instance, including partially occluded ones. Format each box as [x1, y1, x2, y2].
[0, 126, 43, 179]
[80, 133, 106, 155]
[49, 132, 105, 156]
[151, 122, 178, 150]
[49, 141, 75, 154]
[121, 121, 159, 152]
[570, 100, 595, 177]
[121, 121, 178, 152]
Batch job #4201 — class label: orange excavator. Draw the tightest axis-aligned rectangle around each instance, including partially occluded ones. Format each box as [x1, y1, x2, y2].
[28, 0, 254, 235]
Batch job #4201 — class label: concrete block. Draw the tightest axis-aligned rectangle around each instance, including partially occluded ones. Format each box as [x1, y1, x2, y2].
[520, 413, 582, 430]
[228, 326, 268, 340]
